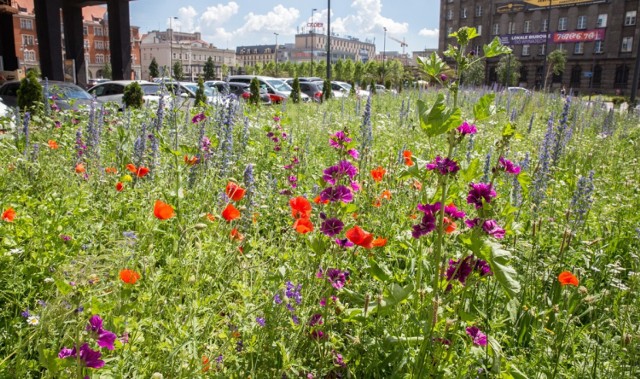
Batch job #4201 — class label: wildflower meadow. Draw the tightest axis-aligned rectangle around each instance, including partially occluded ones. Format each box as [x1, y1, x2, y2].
[1, 28, 639, 378]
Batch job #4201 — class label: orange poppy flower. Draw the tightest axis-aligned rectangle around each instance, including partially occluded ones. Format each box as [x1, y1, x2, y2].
[119, 269, 141, 284]
[47, 140, 59, 149]
[184, 155, 199, 166]
[313, 195, 329, 204]
[206, 213, 216, 222]
[115, 182, 124, 192]
[104, 167, 118, 174]
[381, 190, 392, 200]
[345, 225, 374, 249]
[372, 198, 382, 208]
[126, 163, 137, 173]
[372, 237, 387, 247]
[2, 207, 16, 222]
[293, 217, 314, 234]
[126, 163, 149, 178]
[153, 200, 175, 220]
[225, 182, 246, 202]
[222, 203, 241, 221]
[290, 196, 312, 219]
[413, 180, 422, 190]
[443, 217, 457, 234]
[202, 355, 211, 373]
[75, 163, 85, 173]
[558, 271, 579, 286]
[370, 166, 386, 182]
[230, 228, 244, 241]
[403, 150, 414, 166]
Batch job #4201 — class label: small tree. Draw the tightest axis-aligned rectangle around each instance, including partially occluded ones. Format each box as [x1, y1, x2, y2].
[322, 79, 332, 101]
[291, 76, 301, 104]
[123, 81, 144, 109]
[203, 57, 215, 80]
[544, 49, 567, 90]
[370, 79, 377, 95]
[249, 77, 260, 106]
[194, 77, 207, 106]
[149, 57, 159, 80]
[349, 80, 356, 97]
[460, 59, 486, 86]
[172, 61, 183, 81]
[496, 54, 521, 87]
[102, 62, 112, 79]
[17, 70, 43, 112]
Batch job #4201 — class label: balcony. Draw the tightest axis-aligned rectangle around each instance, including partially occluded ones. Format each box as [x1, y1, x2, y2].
[0, 0, 18, 14]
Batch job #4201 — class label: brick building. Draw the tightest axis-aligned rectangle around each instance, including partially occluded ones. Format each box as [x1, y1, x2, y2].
[439, 0, 640, 94]
[3, 0, 140, 83]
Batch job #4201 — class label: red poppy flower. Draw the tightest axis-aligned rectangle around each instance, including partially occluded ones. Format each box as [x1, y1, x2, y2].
[293, 217, 314, 234]
[115, 182, 124, 192]
[225, 182, 246, 202]
[2, 207, 16, 222]
[370, 166, 386, 182]
[230, 228, 244, 241]
[345, 225, 374, 249]
[126, 163, 149, 178]
[119, 269, 141, 284]
[222, 203, 241, 221]
[558, 271, 579, 286]
[372, 237, 387, 247]
[154, 200, 175, 220]
[403, 150, 414, 166]
[202, 355, 211, 373]
[443, 217, 457, 234]
[313, 195, 329, 204]
[290, 196, 312, 219]
[105, 167, 118, 174]
[48, 140, 59, 149]
[75, 163, 86, 173]
[372, 198, 382, 207]
[184, 155, 199, 166]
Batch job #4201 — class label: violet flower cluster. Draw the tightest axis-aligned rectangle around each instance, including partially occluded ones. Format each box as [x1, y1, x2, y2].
[58, 315, 118, 371]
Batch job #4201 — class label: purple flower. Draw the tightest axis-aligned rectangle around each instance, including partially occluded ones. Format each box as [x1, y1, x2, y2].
[58, 347, 75, 359]
[482, 219, 505, 239]
[350, 181, 360, 192]
[446, 256, 474, 285]
[320, 185, 353, 203]
[467, 183, 497, 209]
[444, 203, 466, 219]
[97, 329, 117, 350]
[347, 149, 359, 160]
[440, 74, 448, 82]
[285, 281, 303, 304]
[465, 218, 480, 229]
[498, 157, 521, 175]
[334, 238, 354, 248]
[60, 234, 72, 242]
[274, 293, 283, 304]
[21, 309, 30, 318]
[417, 202, 441, 215]
[256, 317, 265, 327]
[58, 343, 105, 369]
[291, 314, 300, 324]
[329, 130, 352, 149]
[466, 326, 488, 346]
[412, 213, 436, 239]
[320, 218, 344, 237]
[310, 330, 325, 339]
[426, 156, 460, 175]
[308, 313, 323, 326]
[475, 259, 493, 277]
[326, 269, 350, 289]
[322, 160, 358, 185]
[191, 112, 206, 123]
[87, 315, 103, 333]
[457, 121, 477, 135]
[333, 351, 346, 367]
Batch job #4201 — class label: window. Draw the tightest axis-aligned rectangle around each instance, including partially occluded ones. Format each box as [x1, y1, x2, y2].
[574, 42, 584, 54]
[558, 17, 568, 31]
[446, 9, 453, 20]
[96, 54, 104, 64]
[614, 65, 629, 88]
[508, 22, 516, 34]
[577, 16, 587, 30]
[94, 27, 103, 36]
[625, 11, 637, 26]
[597, 14, 607, 28]
[622, 37, 633, 52]
[524, 21, 531, 33]
[21, 34, 35, 46]
[83, 26, 88, 35]
[84, 39, 89, 49]
[539, 44, 546, 56]
[24, 50, 36, 61]
[541, 19, 549, 32]
[95, 40, 104, 50]
[447, 26, 453, 35]
[476, 25, 482, 36]
[595, 40, 604, 54]
[461, 8, 467, 19]
[475, 5, 483, 17]
[492, 23, 500, 35]
[20, 19, 33, 30]
[522, 45, 531, 56]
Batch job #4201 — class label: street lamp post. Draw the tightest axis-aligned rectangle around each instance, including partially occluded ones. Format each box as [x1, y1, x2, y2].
[541, 0, 551, 90]
[326, 0, 331, 80]
[311, 8, 317, 70]
[274, 32, 279, 77]
[382, 27, 387, 83]
[169, 16, 178, 78]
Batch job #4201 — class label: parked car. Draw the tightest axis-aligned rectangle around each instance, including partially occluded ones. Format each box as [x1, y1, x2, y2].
[332, 81, 370, 98]
[205, 80, 227, 93]
[285, 79, 323, 102]
[87, 80, 163, 110]
[0, 80, 94, 111]
[0, 98, 16, 133]
[87, 78, 109, 87]
[216, 82, 272, 105]
[506, 86, 531, 95]
[163, 81, 223, 106]
[227, 75, 309, 103]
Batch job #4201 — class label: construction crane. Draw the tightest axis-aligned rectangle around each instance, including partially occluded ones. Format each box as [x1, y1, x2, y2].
[389, 36, 408, 56]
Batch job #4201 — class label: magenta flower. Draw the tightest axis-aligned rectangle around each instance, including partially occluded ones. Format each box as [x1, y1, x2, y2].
[426, 156, 460, 175]
[329, 130, 352, 149]
[320, 185, 353, 203]
[446, 256, 474, 285]
[444, 203, 466, 219]
[58, 347, 75, 359]
[320, 218, 344, 237]
[482, 219, 505, 239]
[412, 213, 437, 239]
[467, 182, 497, 209]
[347, 149, 359, 160]
[475, 259, 493, 277]
[326, 268, 350, 289]
[322, 160, 358, 185]
[86, 315, 117, 350]
[58, 343, 105, 369]
[191, 112, 206, 124]
[498, 157, 521, 175]
[417, 202, 441, 215]
[308, 313, 324, 326]
[457, 121, 477, 135]
[334, 238, 354, 248]
[466, 326, 488, 346]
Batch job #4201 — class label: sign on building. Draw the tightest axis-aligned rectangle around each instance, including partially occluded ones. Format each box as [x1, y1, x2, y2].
[500, 29, 605, 45]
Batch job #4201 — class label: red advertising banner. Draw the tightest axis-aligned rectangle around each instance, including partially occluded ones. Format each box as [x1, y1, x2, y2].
[553, 29, 605, 43]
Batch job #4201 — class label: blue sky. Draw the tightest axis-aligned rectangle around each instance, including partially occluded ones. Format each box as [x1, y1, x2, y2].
[129, 0, 440, 53]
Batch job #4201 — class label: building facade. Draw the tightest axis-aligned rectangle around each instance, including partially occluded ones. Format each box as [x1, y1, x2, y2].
[293, 32, 376, 64]
[439, 0, 640, 94]
[5, 0, 141, 83]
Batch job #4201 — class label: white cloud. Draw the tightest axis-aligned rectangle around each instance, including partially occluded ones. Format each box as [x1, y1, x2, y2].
[419, 28, 439, 38]
[175, 6, 199, 33]
[237, 5, 300, 35]
[325, 0, 409, 44]
[201, 2, 240, 26]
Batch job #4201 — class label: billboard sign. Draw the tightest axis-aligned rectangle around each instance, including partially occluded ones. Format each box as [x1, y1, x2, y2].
[553, 29, 605, 43]
[522, 0, 599, 6]
[497, 0, 603, 12]
[499, 33, 550, 45]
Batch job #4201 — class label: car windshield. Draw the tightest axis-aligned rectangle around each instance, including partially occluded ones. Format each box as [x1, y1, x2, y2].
[184, 84, 214, 96]
[266, 79, 291, 92]
[339, 83, 352, 90]
[49, 84, 92, 100]
[141, 84, 162, 95]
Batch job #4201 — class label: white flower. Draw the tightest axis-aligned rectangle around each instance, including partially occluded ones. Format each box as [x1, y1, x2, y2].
[44, 278, 54, 283]
[26, 316, 39, 326]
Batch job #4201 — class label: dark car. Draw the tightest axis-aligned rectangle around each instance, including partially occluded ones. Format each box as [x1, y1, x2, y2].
[286, 79, 323, 102]
[223, 82, 272, 105]
[0, 80, 94, 110]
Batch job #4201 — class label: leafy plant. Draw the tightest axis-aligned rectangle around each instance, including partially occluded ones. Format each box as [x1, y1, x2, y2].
[122, 81, 144, 109]
[17, 70, 43, 112]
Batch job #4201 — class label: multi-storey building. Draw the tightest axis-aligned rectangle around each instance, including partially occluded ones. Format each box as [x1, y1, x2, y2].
[439, 0, 640, 94]
[236, 44, 279, 69]
[3, 0, 141, 83]
[140, 29, 236, 80]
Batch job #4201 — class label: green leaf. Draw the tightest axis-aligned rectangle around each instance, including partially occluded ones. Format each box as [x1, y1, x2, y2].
[367, 258, 392, 282]
[502, 122, 516, 138]
[516, 172, 531, 198]
[308, 236, 326, 255]
[487, 336, 503, 374]
[473, 93, 495, 122]
[483, 37, 512, 58]
[55, 278, 73, 295]
[417, 52, 449, 80]
[485, 241, 521, 298]
[461, 158, 481, 183]
[418, 94, 462, 138]
[386, 282, 414, 305]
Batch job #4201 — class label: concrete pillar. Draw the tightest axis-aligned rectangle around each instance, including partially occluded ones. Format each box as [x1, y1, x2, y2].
[62, 5, 86, 87]
[107, 0, 131, 80]
[34, 0, 63, 81]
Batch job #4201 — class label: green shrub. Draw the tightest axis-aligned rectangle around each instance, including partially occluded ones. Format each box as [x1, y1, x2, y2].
[322, 79, 332, 101]
[249, 77, 260, 106]
[123, 81, 144, 109]
[291, 76, 301, 104]
[194, 77, 207, 106]
[370, 79, 377, 95]
[17, 70, 42, 112]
